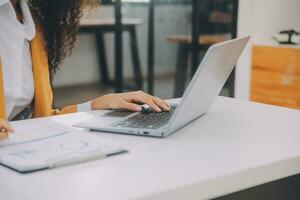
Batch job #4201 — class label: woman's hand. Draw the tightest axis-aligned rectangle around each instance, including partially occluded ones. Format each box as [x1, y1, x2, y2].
[91, 91, 170, 112]
[0, 119, 14, 141]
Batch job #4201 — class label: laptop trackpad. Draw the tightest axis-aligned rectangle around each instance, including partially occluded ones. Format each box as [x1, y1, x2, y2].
[103, 111, 134, 118]
[75, 111, 134, 128]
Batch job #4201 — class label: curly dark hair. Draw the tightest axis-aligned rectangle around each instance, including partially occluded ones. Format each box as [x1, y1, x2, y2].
[28, 0, 99, 79]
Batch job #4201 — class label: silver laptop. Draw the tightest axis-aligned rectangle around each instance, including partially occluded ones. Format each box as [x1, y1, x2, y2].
[74, 36, 250, 138]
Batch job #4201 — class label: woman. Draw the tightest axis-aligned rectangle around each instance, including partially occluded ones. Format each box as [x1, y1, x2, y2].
[0, 0, 170, 141]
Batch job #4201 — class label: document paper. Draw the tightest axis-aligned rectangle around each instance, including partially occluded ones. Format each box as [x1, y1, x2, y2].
[0, 121, 126, 173]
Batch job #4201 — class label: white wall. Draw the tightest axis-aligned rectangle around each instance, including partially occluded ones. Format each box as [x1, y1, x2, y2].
[235, 0, 300, 100]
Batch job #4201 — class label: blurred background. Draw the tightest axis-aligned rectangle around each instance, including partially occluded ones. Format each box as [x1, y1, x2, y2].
[53, 0, 300, 111]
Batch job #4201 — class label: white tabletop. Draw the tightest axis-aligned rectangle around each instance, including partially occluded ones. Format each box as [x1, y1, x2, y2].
[1, 97, 300, 200]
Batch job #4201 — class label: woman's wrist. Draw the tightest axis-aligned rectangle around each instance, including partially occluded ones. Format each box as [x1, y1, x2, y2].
[91, 94, 111, 110]
[91, 98, 99, 110]
[91, 99, 98, 110]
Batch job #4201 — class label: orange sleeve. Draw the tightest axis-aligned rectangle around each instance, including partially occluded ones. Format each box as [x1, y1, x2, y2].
[30, 19, 78, 118]
[0, 61, 7, 119]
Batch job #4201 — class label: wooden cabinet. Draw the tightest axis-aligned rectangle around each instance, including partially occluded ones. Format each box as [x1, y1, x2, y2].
[251, 45, 300, 109]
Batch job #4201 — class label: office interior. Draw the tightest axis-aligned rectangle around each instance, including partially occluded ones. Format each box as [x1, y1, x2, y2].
[3, 0, 300, 199]
[53, 0, 300, 112]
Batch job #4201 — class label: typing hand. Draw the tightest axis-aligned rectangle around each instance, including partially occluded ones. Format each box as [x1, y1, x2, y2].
[0, 119, 14, 141]
[91, 91, 170, 112]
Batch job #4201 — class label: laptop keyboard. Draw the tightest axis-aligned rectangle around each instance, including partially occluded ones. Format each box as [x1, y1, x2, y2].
[113, 106, 177, 129]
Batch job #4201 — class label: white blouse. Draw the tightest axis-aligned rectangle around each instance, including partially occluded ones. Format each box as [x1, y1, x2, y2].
[0, 0, 35, 120]
[0, 0, 91, 120]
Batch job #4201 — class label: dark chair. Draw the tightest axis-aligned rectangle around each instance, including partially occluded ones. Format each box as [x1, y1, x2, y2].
[166, 33, 231, 97]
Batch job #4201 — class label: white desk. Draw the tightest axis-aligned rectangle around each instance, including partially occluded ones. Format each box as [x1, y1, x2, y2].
[1, 97, 300, 200]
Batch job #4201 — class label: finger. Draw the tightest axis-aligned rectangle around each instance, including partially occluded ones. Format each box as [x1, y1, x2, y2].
[121, 101, 143, 112]
[134, 95, 162, 112]
[128, 91, 162, 112]
[153, 97, 170, 111]
[0, 127, 10, 139]
[2, 122, 14, 133]
[143, 99, 161, 112]
[0, 132, 8, 141]
[135, 92, 162, 112]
